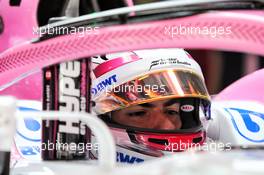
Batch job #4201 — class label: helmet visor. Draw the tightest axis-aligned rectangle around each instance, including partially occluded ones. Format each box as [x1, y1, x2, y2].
[93, 69, 210, 114]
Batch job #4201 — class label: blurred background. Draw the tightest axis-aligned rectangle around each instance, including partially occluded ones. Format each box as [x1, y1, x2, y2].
[187, 50, 264, 94]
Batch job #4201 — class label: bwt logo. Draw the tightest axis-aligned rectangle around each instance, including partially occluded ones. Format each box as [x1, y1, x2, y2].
[16, 107, 41, 142]
[225, 108, 264, 142]
[91, 74, 117, 95]
[116, 152, 144, 164]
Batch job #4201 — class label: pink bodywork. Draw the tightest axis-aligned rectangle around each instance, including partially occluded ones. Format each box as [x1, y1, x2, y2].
[0, 0, 38, 53]
[214, 68, 264, 103]
[0, 10, 264, 103]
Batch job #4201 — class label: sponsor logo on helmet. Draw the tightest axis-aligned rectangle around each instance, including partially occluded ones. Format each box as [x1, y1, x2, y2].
[91, 74, 117, 95]
[149, 58, 191, 70]
[181, 105, 194, 112]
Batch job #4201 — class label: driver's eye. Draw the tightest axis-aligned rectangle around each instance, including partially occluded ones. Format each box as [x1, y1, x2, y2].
[165, 110, 179, 116]
[127, 111, 146, 117]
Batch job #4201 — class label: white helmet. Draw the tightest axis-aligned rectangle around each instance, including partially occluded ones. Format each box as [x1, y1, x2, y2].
[91, 48, 211, 163]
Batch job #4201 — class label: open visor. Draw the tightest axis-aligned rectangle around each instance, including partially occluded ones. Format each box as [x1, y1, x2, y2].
[93, 69, 210, 114]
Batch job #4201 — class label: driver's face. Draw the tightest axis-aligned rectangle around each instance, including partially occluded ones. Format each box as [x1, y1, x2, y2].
[111, 99, 182, 130]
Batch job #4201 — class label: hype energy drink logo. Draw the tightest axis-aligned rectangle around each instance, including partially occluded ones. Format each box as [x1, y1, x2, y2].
[55, 60, 88, 159]
[58, 61, 86, 135]
[42, 59, 90, 160]
[225, 108, 264, 142]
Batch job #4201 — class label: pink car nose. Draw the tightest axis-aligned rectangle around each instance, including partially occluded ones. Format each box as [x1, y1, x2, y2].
[215, 68, 264, 104]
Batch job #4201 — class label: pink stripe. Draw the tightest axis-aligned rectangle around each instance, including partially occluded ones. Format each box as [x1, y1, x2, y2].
[93, 54, 141, 78]
[81, 61, 87, 96]
[126, 0, 134, 6]
[126, 0, 135, 16]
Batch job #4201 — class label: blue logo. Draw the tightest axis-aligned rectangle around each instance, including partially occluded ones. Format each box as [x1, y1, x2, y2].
[116, 152, 144, 164]
[20, 146, 40, 156]
[225, 108, 264, 142]
[16, 107, 41, 142]
[91, 74, 117, 95]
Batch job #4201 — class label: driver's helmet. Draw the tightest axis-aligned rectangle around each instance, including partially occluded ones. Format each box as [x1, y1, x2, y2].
[91, 48, 211, 162]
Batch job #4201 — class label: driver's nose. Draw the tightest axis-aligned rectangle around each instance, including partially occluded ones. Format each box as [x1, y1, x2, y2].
[153, 111, 181, 130]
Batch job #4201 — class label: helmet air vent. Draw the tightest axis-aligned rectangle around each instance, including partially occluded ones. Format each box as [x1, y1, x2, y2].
[148, 138, 168, 145]
[192, 137, 203, 143]
[9, 0, 21, 6]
